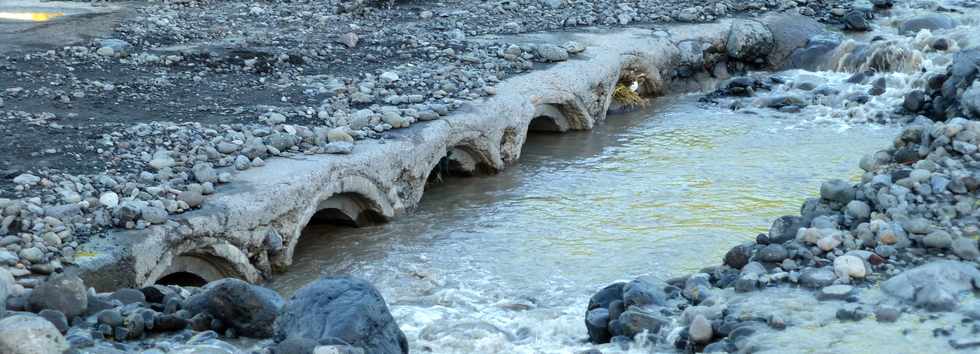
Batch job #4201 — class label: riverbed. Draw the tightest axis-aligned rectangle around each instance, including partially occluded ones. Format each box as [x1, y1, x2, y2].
[265, 93, 899, 353]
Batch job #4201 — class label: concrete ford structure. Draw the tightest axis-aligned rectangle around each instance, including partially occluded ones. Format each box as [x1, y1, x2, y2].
[71, 15, 820, 290]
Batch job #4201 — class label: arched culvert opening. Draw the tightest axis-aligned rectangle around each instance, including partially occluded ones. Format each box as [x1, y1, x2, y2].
[153, 254, 236, 287]
[445, 146, 493, 176]
[609, 67, 658, 114]
[426, 145, 495, 186]
[529, 116, 565, 132]
[156, 272, 208, 287]
[312, 192, 385, 228]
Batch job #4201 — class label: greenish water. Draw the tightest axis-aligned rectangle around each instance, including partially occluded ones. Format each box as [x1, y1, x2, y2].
[265, 94, 898, 353]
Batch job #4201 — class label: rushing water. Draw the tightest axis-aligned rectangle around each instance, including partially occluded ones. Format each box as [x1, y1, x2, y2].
[260, 1, 980, 352]
[265, 94, 899, 353]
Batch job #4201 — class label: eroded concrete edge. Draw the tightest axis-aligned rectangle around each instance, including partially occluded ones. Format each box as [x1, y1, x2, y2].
[70, 15, 815, 291]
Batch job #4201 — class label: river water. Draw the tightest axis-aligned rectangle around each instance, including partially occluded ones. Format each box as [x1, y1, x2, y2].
[261, 1, 980, 352]
[265, 94, 898, 353]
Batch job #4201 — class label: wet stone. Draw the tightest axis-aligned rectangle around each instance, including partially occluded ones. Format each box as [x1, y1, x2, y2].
[817, 285, 854, 301]
[757, 244, 789, 262]
[875, 306, 901, 323]
[800, 268, 836, 288]
[38, 309, 69, 333]
[619, 308, 669, 337]
[724, 244, 752, 269]
[836, 306, 869, 321]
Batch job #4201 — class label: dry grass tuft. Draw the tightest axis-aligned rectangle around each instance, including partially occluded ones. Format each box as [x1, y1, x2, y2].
[613, 82, 648, 108]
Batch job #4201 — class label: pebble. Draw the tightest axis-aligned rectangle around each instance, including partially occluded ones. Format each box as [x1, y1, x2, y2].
[324, 142, 354, 155]
[19, 247, 44, 263]
[536, 44, 569, 62]
[922, 230, 952, 249]
[99, 192, 120, 208]
[818, 285, 854, 301]
[757, 244, 789, 262]
[327, 128, 354, 143]
[689, 314, 713, 343]
[800, 268, 836, 288]
[874, 306, 900, 322]
[13, 174, 41, 186]
[833, 255, 867, 280]
[177, 191, 204, 208]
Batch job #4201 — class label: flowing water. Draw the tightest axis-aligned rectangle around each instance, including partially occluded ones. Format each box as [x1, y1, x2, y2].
[265, 94, 898, 353]
[262, 2, 980, 353]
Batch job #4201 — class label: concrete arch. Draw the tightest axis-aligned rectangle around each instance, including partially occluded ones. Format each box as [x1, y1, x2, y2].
[154, 255, 231, 286]
[143, 241, 257, 286]
[446, 145, 494, 175]
[277, 184, 392, 269]
[530, 100, 593, 133]
[312, 192, 386, 227]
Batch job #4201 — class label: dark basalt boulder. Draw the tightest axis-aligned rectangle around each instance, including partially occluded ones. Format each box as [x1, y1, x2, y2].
[274, 277, 408, 354]
[184, 278, 284, 338]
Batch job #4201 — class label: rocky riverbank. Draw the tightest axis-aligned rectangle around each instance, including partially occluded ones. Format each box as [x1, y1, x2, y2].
[0, 271, 406, 354]
[0, 0, 865, 289]
[584, 3, 980, 353]
[2, 0, 976, 353]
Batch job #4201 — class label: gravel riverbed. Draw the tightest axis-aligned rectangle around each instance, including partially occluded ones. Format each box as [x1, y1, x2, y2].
[2, 0, 979, 353]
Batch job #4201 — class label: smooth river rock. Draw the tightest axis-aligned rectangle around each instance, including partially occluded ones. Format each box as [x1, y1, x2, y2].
[28, 273, 88, 318]
[0, 314, 69, 354]
[274, 277, 408, 354]
[185, 278, 284, 338]
[882, 261, 980, 311]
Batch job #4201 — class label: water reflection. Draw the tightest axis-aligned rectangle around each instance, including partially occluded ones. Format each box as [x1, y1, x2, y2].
[0, 11, 65, 22]
[266, 94, 899, 353]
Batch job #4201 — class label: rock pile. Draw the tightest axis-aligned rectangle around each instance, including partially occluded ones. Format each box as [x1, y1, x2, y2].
[0, 273, 400, 354]
[587, 39, 980, 354]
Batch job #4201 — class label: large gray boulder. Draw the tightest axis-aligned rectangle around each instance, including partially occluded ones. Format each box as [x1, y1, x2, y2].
[882, 261, 980, 311]
[899, 14, 957, 35]
[0, 314, 69, 354]
[726, 20, 775, 63]
[274, 277, 408, 354]
[29, 273, 88, 318]
[761, 14, 824, 67]
[184, 278, 285, 338]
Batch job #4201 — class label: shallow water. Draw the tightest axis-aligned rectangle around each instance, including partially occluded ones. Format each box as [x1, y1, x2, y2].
[0, 11, 64, 22]
[265, 94, 899, 353]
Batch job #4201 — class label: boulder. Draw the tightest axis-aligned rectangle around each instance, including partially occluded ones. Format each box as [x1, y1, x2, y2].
[585, 308, 611, 343]
[844, 11, 871, 32]
[274, 277, 407, 354]
[963, 82, 980, 119]
[184, 278, 284, 338]
[724, 244, 752, 269]
[622, 276, 667, 308]
[689, 314, 713, 343]
[820, 179, 854, 204]
[726, 20, 775, 63]
[899, 14, 956, 35]
[536, 44, 569, 62]
[768, 215, 802, 243]
[882, 261, 980, 311]
[0, 314, 69, 354]
[29, 273, 88, 318]
[0, 268, 12, 316]
[761, 14, 824, 66]
[619, 308, 669, 337]
[588, 282, 625, 310]
[757, 244, 789, 262]
[800, 267, 836, 288]
[786, 34, 842, 70]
